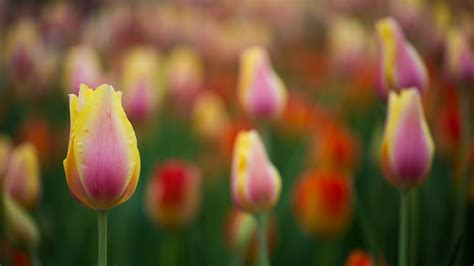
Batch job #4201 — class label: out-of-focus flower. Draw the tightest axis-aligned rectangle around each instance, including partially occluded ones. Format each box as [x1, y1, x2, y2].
[63, 45, 104, 95]
[444, 28, 474, 82]
[292, 170, 353, 238]
[224, 209, 277, 263]
[435, 86, 461, 157]
[345, 249, 373, 266]
[145, 160, 201, 229]
[121, 47, 163, 122]
[63, 84, 141, 211]
[0, 135, 11, 178]
[375, 18, 429, 99]
[218, 120, 253, 162]
[277, 92, 326, 137]
[345, 249, 386, 266]
[238, 46, 287, 120]
[21, 117, 54, 166]
[192, 92, 230, 140]
[381, 89, 434, 189]
[4, 143, 40, 209]
[328, 16, 369, 74]
[231, 130, 281, 213]
[3, 18, 50, 93]
[166, 46, 204, 111]
[308, 124, 360, 173]
[4, 195, 40, 248]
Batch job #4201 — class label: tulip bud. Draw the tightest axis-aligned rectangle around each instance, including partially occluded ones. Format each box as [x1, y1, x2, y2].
[63, 45, 104, 95]
[292, 170, 353, 238]
[381, 89, 434, 189]
[145, 160, 201, 230]
[375, 18, 428, 98]
[4, 195, 40, 248]
[444, 28, 474, 82]
[238, 46, 287, 120]
[121, 47, 163, 122]
[63, 84, 141, 211]
[231, 130, 281, 213]
[4, 143, 40, 209]
[192, 92, 230, 141]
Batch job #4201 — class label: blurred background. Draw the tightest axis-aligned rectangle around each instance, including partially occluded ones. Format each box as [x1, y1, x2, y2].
[0, 0, 474, 265]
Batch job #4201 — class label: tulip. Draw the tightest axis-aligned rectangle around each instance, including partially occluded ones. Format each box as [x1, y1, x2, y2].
[328, 16, 368, 74]
[238, 46, 287, 120]
[444, 28, 474, 82]
[292, 170, 353, 238]
[375, 18, 429, 98]
[145, 160, 201, 230]
[64, 84, 140, 266]
[63, 45, 104, 95]
[380, 89, 434, 189]
[308, 124, 360, 173]
[192, 92, 230, 141]
[231, 129, 281, 213]
[344, 249, 387, 266]
[166, 46, 204, 112]
[0, 135, 11, 178]
[121, 47, 163, 122]
[64, 84, 140, 210]
[231, 129, 280, 266]
[4, 143, 40, 210]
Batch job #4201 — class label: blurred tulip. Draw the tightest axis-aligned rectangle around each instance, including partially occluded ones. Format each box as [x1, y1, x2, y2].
[231, 130, 281, 213]
[292, 170, 353, 238]
[4, 143, 40, 210]
[238, 46, 287, 120]
[3, 18, 47, 93]
[224, 209, 277, 263]
[375, 18, 429, 99]
[192, 92, 230, 140]
[344, 249, 386, 266]
[309, 124, 360, 173]
[435, 86, 461, 157]
[166, 46, 204, 111]
[444, 28, 474, 82]
[63, 45, 104, 95]
[121, 47, 163, 122]
[0, 135, 11, 178]
[63, 84, 141, 211]
[4, 195, 40, 249]
[381, 89, 434, 189]
[328, 16, 369, 74]
[145, 160, 201, 229]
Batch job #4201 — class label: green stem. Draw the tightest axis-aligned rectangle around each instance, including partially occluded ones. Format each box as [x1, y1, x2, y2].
[409, 189, 418, 266]
[29, 247, 41, 266]
[160, 231, 180, 266]
[256, 213, 269, 266]
[452, 84, 470, 265]
[97, 211, 108, 266]
[399, 191, 409, 266]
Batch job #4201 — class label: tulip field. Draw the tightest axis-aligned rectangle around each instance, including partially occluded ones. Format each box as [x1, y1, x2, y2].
[1, 1, 474, 266]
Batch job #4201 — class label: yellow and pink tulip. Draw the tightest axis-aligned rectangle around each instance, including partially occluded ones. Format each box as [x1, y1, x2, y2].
[381, 89, 434, 189]
[238, 46, 287, 120]
[375, 18, 428, 98]
[63, 84, 141, 211]
[231, 130, 281, 213]
[4, 143, 41, 210]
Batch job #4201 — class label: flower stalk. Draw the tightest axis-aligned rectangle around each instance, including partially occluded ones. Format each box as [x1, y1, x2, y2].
[97, 211, 108, 266]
